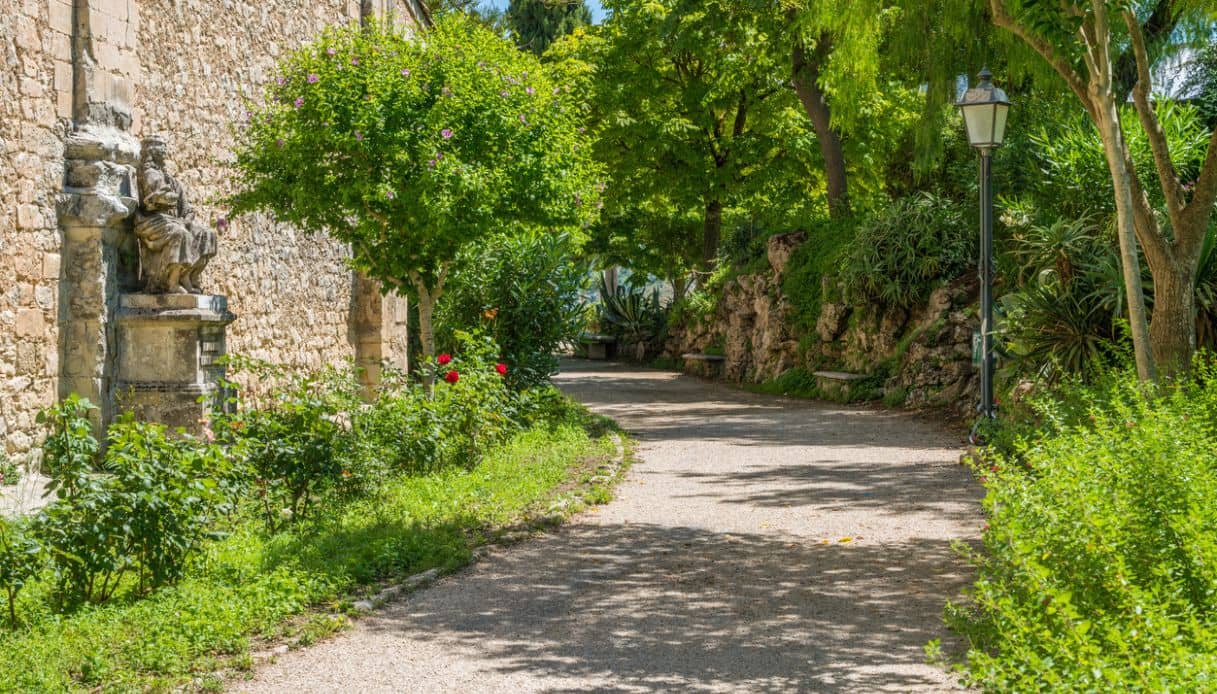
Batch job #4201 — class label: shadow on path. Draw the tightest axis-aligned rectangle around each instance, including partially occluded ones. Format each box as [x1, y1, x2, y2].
[363, 522, 972, 693]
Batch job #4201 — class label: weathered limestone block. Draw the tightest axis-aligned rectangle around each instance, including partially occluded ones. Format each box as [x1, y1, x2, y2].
[57, 126, 141, 431]
[113, 293, 236, 433]
[766, 230, 806, 277]
[816, 302, 850, 342]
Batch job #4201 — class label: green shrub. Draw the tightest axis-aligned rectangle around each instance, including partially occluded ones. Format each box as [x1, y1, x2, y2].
[215, 360, 371, 532]
[38, 394, 100, 499]
[948, 362, 1217, 690]
[1024, 102, 1212, 227]
[882, 386, 908, 407]
[34, 399, 234, 609]
[781, 217, 857, 336]
[0, 517, 41, 626]
[363, 332, 521, 474]
[437, 231, 590, 390]
[841, 192, 973, 309]
[0, 453, 18, 487]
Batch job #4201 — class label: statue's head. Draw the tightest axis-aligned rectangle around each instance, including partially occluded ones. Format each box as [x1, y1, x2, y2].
[141, 134, 169, 166]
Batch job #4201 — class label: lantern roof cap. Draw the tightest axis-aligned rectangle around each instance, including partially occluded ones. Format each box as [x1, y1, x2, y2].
[957, 67, 1010, 107]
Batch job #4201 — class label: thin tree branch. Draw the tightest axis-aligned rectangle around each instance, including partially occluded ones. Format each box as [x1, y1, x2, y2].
[731, 91, 748, 138]
[1181, 128, 1217, 234]
[989, 0, 1095, 119]
[1124, 9, 1187, 225]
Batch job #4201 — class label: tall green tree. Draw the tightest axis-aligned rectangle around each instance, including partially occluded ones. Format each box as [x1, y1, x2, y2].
[988, 0, 1217, 379]
[573, 0, 814, 270]
[507, 0, 593, 55]
[231, 16, 600, 369]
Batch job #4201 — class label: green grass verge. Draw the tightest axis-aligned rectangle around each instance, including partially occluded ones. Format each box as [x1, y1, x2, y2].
[0, 418, 623, 692]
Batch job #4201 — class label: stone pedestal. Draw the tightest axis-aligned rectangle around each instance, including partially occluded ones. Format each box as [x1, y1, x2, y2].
[113, 294, 236, 434]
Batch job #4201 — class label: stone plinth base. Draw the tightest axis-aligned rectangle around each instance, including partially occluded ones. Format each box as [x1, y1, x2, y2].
[113, 293, 236, 434]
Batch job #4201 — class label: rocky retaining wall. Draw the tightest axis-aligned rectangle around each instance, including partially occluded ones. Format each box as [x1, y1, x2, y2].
[664, 232, 981, 416]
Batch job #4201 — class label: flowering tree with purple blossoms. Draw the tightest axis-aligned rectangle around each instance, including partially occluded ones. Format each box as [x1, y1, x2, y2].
[230, 14, 601, 371]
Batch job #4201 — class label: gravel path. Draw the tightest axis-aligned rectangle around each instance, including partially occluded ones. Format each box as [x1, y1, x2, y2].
[234, 361, 982, 693]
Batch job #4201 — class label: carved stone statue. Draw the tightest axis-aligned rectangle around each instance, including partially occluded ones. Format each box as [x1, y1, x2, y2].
[134, 135, 217, 294]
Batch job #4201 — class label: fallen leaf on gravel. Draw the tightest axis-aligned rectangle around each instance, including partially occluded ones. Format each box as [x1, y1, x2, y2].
[838, 537, 853, 543]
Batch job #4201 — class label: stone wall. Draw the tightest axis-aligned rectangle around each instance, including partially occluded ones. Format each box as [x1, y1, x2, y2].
[1, 0, 421, 463]
[665, 232, 981, 416]
[1, 2, 70, 456]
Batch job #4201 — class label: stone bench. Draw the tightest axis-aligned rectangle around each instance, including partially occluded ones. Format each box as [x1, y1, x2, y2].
[813, 371, 867, 399]
[581, 334, 617, 360]
[682, 352, 726, 377]
[682, 352, 726, 363]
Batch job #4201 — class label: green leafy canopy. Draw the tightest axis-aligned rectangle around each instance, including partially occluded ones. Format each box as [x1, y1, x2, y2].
[230, 14, 603, 292]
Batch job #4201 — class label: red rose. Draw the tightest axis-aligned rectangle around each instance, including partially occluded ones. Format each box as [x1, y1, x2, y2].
[444, 370, 459, 384]
[437, 353, 452, 366]
[495, 362, 508, 376]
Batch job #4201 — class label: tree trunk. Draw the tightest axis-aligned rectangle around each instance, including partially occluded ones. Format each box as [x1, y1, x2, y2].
[792, 35, 850, 218]
[407, 265, 448, 392]
[416, 286, 436, 362]
[1094, 104, 1158, 382]
[702, 198, 722, 268]
[670, 272, 688, 303]
[1149, 261, 1197, 376]
[415, 283, 437, 390]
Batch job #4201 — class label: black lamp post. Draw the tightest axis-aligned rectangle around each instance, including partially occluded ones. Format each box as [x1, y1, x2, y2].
[957, 67, 1010, 419]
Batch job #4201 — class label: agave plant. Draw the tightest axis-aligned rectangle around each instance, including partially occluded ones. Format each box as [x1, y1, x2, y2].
[598, 275, 665, 343]
[1007, 216, 1104, 287]
[1000, 282, 1117, 382]
[1195, 224, 1217, 349]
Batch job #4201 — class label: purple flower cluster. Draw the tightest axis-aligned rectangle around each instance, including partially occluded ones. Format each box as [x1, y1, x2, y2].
[294, 97, 304, 109]
[354, 131, 364, 141]
[401, 68, 411, 77]
[307, 73, 319, 84]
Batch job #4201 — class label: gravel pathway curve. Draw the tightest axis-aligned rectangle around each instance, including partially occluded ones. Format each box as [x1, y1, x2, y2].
[234, 361, 982, 693]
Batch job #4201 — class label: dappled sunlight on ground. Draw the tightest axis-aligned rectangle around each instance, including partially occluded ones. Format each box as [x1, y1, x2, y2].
[236, 360, 982, 693]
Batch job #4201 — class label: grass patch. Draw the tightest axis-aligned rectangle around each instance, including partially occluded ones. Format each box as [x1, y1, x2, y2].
[747, 368, 820, 399]
[649, 355, 683, 371]
[0, 416, 621, 692]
